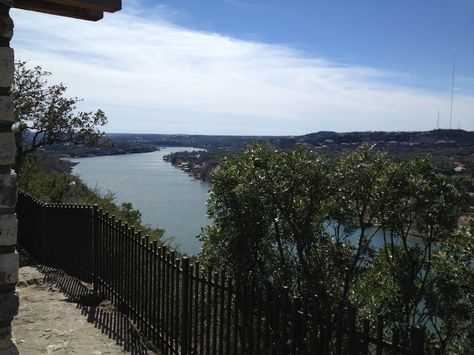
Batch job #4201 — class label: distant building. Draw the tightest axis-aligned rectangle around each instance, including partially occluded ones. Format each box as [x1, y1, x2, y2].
[458, 215, 474, 226]
[454, 163, 466, 173]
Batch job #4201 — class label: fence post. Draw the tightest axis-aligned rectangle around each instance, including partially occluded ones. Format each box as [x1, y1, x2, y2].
[347, 306, 357, 354]
[281, 286, 289, 354]
[410, 326, 424, 355]
[41, 202, 47, 264]
[376, 315, 384, 355]
[361, 319, 370, 354]
[92, 204, 99, 294]
[181, 257, 190, 354]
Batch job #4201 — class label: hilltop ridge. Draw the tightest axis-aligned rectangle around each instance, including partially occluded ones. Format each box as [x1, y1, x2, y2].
[44, 129, 474, 158]
[299, 129, 474, 147]
[42, 129, 474, 179]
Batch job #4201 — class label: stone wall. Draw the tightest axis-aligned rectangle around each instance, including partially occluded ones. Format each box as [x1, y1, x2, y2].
[0, 1, 19, 353]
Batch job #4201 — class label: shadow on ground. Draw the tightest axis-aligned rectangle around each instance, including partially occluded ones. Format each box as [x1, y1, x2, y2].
[19, 247, 153, 355]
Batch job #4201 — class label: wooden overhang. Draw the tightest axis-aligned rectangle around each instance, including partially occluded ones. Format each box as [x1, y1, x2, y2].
[12, 0, 121, 21]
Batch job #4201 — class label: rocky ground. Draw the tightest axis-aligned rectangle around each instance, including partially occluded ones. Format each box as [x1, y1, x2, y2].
[13, 265, 154, 354]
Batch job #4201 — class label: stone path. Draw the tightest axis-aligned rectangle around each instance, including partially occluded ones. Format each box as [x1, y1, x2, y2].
[13, 266, 154, 355]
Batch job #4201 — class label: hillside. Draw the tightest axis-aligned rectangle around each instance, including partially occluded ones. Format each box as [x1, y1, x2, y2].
[44, 129, 474, 177]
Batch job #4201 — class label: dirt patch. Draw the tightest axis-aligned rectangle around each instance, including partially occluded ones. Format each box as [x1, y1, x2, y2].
[13, 266, 153, 354]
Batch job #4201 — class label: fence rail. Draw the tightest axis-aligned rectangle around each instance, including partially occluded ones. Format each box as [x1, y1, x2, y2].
[16, 191, 435, 355]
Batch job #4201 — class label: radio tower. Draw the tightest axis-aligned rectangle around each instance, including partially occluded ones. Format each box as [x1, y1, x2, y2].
[449, 55, 456, 129]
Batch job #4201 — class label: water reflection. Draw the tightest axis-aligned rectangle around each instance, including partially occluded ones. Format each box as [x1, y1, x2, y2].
[70, 147, 211, 255]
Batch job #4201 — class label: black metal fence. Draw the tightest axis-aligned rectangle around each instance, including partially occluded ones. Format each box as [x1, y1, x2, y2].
[16, 191, 434, 355]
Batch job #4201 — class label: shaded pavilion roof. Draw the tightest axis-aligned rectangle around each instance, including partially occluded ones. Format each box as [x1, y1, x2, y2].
[12, 0, 121, 21]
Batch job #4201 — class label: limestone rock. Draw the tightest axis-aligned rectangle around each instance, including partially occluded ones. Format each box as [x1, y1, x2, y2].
[0, 170, 16, 209]
[0, 96, 14, 123]
[0, 291, 18, 320]
[0, 47, 13, 87]
[0, 214, 16, 246]
[0, 132, 15, 166]
[0, 9, 13, 40]
[0, 252, 18, 285]
[0, 343, 18, 355]
[0, 325, 13, 350]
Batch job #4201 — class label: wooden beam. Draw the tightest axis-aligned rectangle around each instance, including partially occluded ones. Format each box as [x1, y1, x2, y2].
[13, 0, 103, 21]
[45, 0, 120, 13]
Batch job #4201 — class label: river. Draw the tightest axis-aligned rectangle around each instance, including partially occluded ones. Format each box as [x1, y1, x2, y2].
[70, 147, 211, 255]
[70, 148, 425, 256]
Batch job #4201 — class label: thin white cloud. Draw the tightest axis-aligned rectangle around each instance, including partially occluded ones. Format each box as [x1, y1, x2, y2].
[224, 0, 258, 9]
[10, 6, 474, 134]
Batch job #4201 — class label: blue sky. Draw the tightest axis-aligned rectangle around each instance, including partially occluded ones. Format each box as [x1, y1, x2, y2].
[151, 0, 474, 89]
[11, 0, 474, 134]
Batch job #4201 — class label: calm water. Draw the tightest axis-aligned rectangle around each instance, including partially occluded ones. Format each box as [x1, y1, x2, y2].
[70, 148, 211, 255]
[70, 149, 424, 255]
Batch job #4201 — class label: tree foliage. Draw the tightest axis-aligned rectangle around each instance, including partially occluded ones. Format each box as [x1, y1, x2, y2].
[200, 143, 473, 352]
[12, 61, 107, 168]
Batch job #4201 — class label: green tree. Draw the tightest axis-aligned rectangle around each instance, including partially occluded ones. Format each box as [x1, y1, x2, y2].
[200, 143, 472, 351]
[200, 144, 387, 344]
[201, 144, 332, 291]
[427, 223, 474, 353]
[11, 61, 107, 169]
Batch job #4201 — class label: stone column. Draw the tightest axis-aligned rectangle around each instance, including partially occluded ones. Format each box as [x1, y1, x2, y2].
[0, 1, 19, 354]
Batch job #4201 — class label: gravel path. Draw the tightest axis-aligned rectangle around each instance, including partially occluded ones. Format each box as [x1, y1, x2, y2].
[13, 266, 153, 355]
